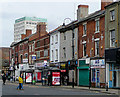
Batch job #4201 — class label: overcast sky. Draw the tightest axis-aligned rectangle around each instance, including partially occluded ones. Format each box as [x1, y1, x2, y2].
[0, 0, 103, 47]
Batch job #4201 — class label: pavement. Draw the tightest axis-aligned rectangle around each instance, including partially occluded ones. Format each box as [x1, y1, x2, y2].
[5, 80, 120, 95]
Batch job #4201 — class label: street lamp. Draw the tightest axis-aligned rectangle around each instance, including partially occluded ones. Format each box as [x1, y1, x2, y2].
[63, 18, 75, 88]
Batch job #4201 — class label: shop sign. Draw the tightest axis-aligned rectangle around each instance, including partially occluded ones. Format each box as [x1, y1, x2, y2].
[35, 63, 44, 68]
[60, 64, 65, 69]
[61, 70, 66, 72]
[52, 72, 60, 85]
[91, 59, 105, 68]
[9, 66, 13, 70]
[23, 59, 28, 63]
[32, 55, 36, 60]
[26, 73, 32, 83]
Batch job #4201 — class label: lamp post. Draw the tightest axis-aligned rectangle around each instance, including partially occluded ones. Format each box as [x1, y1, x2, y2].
[63, 18, 75, 88]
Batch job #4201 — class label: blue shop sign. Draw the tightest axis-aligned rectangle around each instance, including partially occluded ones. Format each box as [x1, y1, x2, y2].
[32, 55, 36, 60]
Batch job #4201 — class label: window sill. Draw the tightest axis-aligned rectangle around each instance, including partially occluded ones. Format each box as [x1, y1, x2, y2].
[82, 34, 87, 37]
[110, 19, 115, 22]
[95, 31, 100, 34]
[55, 42, 58, 44]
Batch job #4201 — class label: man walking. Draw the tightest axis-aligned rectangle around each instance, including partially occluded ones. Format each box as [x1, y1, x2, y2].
[17, 74, 24, 90]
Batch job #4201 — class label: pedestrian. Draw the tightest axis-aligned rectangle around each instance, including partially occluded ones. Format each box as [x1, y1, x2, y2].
[17, 74, 24, 90]
[2, 73, 6, 85]
[32, 75, 36, 85]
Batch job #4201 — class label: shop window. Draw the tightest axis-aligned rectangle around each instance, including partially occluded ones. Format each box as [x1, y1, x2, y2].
[92, 69, 95, 82]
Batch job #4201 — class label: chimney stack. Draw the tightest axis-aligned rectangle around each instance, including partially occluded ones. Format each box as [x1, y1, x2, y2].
[101, 0, 113, 10]
[77, 5, 89, 20]
[37, 22, 47, 37]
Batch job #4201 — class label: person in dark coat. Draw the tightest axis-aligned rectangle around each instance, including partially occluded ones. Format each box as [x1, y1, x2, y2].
[2, 73, 6, 85]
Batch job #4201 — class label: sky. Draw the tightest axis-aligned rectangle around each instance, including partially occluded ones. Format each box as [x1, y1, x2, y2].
[0, 0, 103, 47]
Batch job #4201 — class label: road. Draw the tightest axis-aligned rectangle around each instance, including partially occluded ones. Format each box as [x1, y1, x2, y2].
[1, 81, 118, 96]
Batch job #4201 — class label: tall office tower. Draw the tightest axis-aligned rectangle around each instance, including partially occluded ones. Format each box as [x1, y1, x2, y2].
[14, 16, 47, 42]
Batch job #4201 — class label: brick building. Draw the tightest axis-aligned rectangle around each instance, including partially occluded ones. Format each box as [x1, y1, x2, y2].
[76, 0, 112, 87]
[0, 47, 11, 78]
[10, 22, 50, 82]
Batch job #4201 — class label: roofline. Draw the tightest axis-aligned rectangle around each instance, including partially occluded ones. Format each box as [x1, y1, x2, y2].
[105, 1, 119, 8]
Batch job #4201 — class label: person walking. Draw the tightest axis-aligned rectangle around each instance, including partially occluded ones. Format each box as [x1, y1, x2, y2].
[17, 74, 24, 90]
[2, 73, 6, 85]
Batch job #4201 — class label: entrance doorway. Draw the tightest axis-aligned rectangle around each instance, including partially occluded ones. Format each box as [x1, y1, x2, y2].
[113, 71, 116, 87]
[96, 69, 100, 87]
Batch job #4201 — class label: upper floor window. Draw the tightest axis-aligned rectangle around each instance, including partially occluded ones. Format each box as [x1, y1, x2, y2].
[64, 32, 66, 40]
[95, 41, 99, 56]
[36, 51, 40, 59]
[110, 30, 115, 47]
[56, 49, 58, 60]
[95, 20, 99, 32]
[44, 49, 48, 57]
[83, 43, 86, 57]
[25, 53, 28, 58]
[32, 43, 35, 52]
[56, 34, 58, 43]
[63, 47, 66, 58]
[52, 50, 54, 61]
[52, 36, 54, 44]
[110, 10, 115, 21]
[83, 24, 87, 35]
[36, 41, 40, 47]
[29, 45, 31, 52]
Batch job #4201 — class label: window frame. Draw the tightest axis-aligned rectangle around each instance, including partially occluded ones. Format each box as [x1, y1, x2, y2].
[110, 10, 115, 21]
[110, 30, 115, 47]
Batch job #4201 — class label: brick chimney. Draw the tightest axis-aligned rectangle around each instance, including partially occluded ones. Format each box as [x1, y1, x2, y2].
[21, 34, 26, 40]
[77, 5, 89, 20]
[37, 22, 47, 37]
[21, 29, 32, 40]
[101, 0, 113, 10]
[26, 29, 32, 37]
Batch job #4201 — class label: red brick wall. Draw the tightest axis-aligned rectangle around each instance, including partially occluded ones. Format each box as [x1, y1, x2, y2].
[78, 16, 105, 59]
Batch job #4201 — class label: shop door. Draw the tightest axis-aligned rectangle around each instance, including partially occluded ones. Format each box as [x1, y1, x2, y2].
[79, 69, 89, 86]
[113, 71, 116, 87]
[96, 69, 100, 87]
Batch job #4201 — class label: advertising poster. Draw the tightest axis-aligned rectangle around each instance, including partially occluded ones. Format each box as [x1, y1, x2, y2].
[36, 72, 41, 81]
[26, 73, 32, 83]
[52, 72, 60, 85]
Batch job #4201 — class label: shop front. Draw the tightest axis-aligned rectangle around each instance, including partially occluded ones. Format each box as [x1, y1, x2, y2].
[60, 62, 68, 85]
[108, 64, 120, 88]
[77, 59, 90, 86]
[105, 48, 120, 88]
[90, 59, 105, 88]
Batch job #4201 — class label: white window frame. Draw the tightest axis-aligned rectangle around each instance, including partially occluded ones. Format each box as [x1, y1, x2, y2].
[83, 43, 86, 57]
[44, 49, 48, 57]
[52, 36, 54, 45]
[52, 50, 54, 61]
[29, 45, 31, 52]
[95, 40, 99, 56]
[56, 49, 58, 60]
[95, 19, 100, 33]
[32, 43, 35, 52]
[55, 34, 58, 43]
[36, 51, 40, 59]
[83, 23, 87, 36]
[110, 30, 115, 47]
